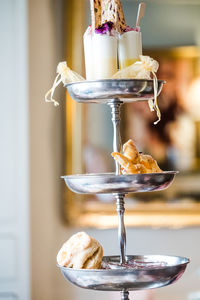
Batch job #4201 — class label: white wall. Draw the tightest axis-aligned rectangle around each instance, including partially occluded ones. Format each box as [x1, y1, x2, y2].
[0, 0, 30, 299]
[29, 1, 200, 300]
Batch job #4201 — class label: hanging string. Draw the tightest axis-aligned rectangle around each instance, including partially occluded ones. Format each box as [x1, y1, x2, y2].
[45, 73, 61, 106]
[152, 71, 161, 125]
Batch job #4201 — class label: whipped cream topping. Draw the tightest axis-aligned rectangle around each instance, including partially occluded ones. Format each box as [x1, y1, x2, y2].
[95, 21, 116, 36]
[86, 22, 140, 36]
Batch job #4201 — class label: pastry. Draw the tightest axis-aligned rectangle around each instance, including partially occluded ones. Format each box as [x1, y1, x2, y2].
[111, 139, 162, 174]
[57, 232, 103, 269]
[123, 139, 139, 161]
[111, 152, 146, 174]
[139, 154, 162, 173]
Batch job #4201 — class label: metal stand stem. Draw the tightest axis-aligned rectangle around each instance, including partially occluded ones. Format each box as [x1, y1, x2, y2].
[121, 291, 129, 300]
[108, 99, 123, 175]
[116, 193, 126, 264]
[109, 99, 129, 300]
[109, 99, 127, 263]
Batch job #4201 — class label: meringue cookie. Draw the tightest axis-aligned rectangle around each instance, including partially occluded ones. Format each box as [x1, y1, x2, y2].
[57, 232, 103, 269]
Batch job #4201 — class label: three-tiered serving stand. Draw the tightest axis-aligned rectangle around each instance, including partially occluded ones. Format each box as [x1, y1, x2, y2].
[59, 79, 189, 300]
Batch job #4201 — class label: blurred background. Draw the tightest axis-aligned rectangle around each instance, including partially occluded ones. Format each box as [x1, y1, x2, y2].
[0, 0, 200, 300]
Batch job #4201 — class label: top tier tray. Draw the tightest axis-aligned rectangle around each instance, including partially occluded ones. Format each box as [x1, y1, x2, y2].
[66, 79, 165, 103]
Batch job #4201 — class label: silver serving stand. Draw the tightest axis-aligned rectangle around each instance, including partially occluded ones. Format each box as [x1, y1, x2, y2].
[60, 255, 189, 292]
[60, 79, 189, 300]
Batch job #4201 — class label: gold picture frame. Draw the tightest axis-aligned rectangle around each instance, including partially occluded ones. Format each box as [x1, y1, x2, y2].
[63, 0, 200, 228]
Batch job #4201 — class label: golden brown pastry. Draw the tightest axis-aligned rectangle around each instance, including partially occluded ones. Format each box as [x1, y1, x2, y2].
[111, 139, 162, 174]
[111, 152, 146, 174]
[123, 139, 139, 162]
[57, 232, 103, 269]
[139, 154, 162, 173]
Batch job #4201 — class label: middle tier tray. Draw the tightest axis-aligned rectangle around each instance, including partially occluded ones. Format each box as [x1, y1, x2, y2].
[66, 79, 165, 103]
[62, 171, 177, 194]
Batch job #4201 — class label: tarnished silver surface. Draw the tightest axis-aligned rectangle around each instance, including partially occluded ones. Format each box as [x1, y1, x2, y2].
[59, 255, 189, 291]
[116, 194, 126, 264]
[65, 79, 165, 103]
[108, 100, 126, 265]
[62, 171, 177, 194]
[109, 99, 123, 174]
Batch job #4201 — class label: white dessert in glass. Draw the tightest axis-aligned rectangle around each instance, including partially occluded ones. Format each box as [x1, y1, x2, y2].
[118, 28, 142, 69]
[83, 23, 118, 80]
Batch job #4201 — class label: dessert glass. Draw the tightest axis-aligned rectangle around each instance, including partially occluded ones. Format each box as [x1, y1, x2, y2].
[84, 27, 118, 80]
[118, 30, 142, 69]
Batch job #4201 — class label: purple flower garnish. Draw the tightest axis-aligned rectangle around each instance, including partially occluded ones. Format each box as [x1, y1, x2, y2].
[95, 21, 114, 34]
[123, 25, 140, 33]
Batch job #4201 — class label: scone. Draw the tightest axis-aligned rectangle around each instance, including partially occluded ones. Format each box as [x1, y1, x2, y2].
[57, 232, 103, 269]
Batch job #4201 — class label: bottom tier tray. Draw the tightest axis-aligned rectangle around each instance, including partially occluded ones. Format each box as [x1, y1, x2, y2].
[62, 172, 177, 194]
[59, 255, 189, 291]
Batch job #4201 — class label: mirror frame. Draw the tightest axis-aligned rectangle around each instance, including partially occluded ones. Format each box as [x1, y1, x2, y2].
[63, 0, 200, 228]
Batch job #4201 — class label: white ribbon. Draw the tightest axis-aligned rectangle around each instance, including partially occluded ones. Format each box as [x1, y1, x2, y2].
[45, 73, 61, 107]
[44, 61, 85, 107]
[152, 71, 161, 125]
[140, 56, 161, 124]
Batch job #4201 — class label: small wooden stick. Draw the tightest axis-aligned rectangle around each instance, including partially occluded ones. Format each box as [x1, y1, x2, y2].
[136, 2, 146, 27]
